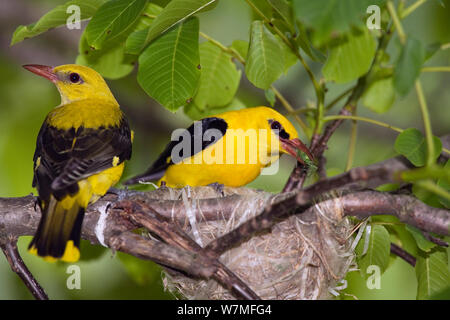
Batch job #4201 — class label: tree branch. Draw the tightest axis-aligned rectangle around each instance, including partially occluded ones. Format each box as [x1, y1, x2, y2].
[1, 152, 449, 299]
[0, 237, 48, 300]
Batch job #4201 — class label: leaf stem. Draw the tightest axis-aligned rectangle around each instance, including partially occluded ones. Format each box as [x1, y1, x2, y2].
[345, 114, 358, 171]
[415, 81, 435, 166]
[325, 86, 356, 111]
[422, 66, 450, 72]
[324, 115, 450, 155]
[387, 1, 407, 45]
[401, 0, 427, 19]
[415, 180, 450, 201]
[323, 115, 403, 133]
[199, 32, 245, 64]
[388, 1, 436, 166]
[441, 42, 450, 50]
[270, 86, 309, 134]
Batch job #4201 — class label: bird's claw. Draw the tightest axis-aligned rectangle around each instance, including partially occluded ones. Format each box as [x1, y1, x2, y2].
[208, 182, 225, 197]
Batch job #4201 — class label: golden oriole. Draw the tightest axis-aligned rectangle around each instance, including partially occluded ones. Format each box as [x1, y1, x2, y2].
[24, 64, 132, 262]
[124, 107, 312, 188]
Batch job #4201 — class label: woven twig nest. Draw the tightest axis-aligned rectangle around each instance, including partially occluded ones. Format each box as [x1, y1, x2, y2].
[151, 186, 355, 300]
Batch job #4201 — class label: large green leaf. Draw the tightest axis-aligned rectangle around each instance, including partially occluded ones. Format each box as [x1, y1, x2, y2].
[85, 0, 148, 50]
[10, 0, 107, 46]
[322, 28, 376, 83]
[137, 17, 200, 112]
[394, 37, 426, 96]
[130, 0, 217, 54]
[415, 248, 450, 300]
[394, 128, 442, 167]
[125, 3, 164, 53]
[245, 20, 285, 89]
[194, 42, 241, 110]
[292, 0, 385, 45]
[355, 224, 391, 278]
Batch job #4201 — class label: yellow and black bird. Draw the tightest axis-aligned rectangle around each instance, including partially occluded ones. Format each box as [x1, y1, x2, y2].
[24, 64, 132, 262]
[124, 107, 312, 188]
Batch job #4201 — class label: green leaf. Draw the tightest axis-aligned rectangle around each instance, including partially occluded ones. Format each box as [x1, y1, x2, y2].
[415, 248, 450, 300]
[137, 17, 200, 112]
[430, 286, 450, 300]
[246, 0, 274, 20]
[230, 40, 249, 61]
[362, 77, 396, 113]
[117, 251, 161, 285]
[131, 0, 217, 54]
[394, 128, 442, 167]
[437, 160, 450, 208]
[322, 28, 376, 83]
[10, 0, 107, 46]
[394, 37, 426, 96]
[193, 42, 241, 110]
[184, 97, 246, 120]
[79, 240, 107, 261]
[125, 3, 164, 54]
[382, 217, 418, 256]
[355, 224, 391, 278]
[275, 36, 298, 73]
[295, 22, 327, 63]
[405, 225, 437, 253]
[425, 42, 441, 61]
[267, 0, 294, 30]
[265, 88, 276, 107]
[245, 20, 285, 89]
[77, 2, 163, 80]
[412, 183, 444, 208]
[76, 34, 135, 79]
[85, 0, 147, 50]
[292, 0, 385, 45]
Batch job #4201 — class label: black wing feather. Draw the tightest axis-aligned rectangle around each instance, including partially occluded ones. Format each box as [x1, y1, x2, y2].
[34, 117, 132, 201]
[124, 117, 227, 185]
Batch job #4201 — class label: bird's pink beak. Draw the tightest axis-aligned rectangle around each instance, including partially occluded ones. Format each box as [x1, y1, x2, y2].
[280, 137, 315, 165]
[23, 64, 58, 83]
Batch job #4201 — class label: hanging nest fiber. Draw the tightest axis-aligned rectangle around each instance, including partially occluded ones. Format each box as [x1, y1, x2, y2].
[147, 186, 355, 300]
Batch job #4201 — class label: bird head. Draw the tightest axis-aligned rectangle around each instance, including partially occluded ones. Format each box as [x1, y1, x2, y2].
[259, 107, 314, 165]
[23, 64, 116, 105]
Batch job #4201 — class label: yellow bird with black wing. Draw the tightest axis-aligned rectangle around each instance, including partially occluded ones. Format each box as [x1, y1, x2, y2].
[124, 107, 313, 188]
[24, 64, 132, 262]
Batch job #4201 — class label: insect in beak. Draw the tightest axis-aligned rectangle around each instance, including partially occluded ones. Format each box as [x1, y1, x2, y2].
[279, 137, 315, 165]
[23, 64, 58, 83]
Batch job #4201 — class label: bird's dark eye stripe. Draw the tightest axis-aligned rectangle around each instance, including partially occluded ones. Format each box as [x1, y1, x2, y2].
[279, 129, 290, 139]
[268, 119, 290, 139]
[69, 73, 80, 83]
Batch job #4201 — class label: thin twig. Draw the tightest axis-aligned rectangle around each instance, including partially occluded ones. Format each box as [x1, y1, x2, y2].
[0, 239, 48, 300]
[390, 243, 416, 267]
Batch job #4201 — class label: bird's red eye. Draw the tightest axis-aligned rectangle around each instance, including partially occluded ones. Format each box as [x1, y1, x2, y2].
[69, 73, 80, 83]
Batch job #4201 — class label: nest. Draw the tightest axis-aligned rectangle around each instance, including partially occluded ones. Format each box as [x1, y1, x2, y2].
[150, 186, 355, 300]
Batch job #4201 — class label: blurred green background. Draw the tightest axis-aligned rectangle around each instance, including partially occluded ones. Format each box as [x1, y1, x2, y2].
[0, 0, 449, 299]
